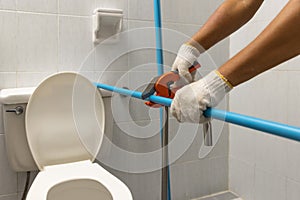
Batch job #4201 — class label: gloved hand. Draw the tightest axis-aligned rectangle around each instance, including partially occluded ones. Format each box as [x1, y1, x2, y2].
[172, 43, 201, 83]
[170, 70, 233, 123]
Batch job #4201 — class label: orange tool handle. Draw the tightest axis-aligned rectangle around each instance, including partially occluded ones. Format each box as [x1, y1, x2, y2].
[188, 61, 201, 73]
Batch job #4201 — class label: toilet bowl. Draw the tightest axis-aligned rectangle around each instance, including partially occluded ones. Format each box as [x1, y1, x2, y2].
[27, 160, 130, 199]
[0, 72, 132, 200]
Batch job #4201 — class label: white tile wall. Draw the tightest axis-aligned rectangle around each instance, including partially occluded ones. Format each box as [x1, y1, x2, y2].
[59, 0, 94, 16]
[286, 55, 300, 71]
[254, 167, 286, 200]
[256, 131, 289, 175]
[171, 159, 211, 200]
[94, 19, 129, 72]
[0, 194, 18, 200]
[229, 0, 300, 199]
[127, 20, 156, 70]
[16, 71, 55, 87]
[287, 140, 300, 183]
[287, 71, 300, 127]
[0, 106, 3, 134]
[229, 126, 256, 164]
[58, 16, 94, 71]
[0, 135, 17, 195]
[17, 12, 58, 72]
[16, 0, 58, 13]
[209, 156, 228, 193]
[170, 163, 189, 200]
[251, 0, 288, 23]
[287, 179, 300, 200]
[229, 157, 255, 200]
[128, 0, 153, 21]
[0, 11, 17, 71]
[163, 0, 210, 25]
[230, 70, 288, 123]
[125, 170, 161, 200]
[169, 119, 203, 165]
[0, 0, 16, 10]
[230, 20, 269, 57]
[0, 73, 17, 89]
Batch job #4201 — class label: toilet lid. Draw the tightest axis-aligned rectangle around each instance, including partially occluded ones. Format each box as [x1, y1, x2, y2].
[26, 72, 105, 170]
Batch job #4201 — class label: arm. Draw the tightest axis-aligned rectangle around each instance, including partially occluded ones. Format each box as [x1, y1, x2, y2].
[189, 0, 264, 51]
[172, 0, 264, 82]
[218, 0, 300, 86]
[171, 0, 300, 123]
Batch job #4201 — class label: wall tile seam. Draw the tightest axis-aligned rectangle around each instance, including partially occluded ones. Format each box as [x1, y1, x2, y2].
[105, 70, 159, 73]
[254, 165, 287, 180]
[251, 163, 256, 199]
[171, 159, 205, 167]
[286, 176, 300, 184]
[206, 153, 229, 160]
[0, 70, 17, 73]
[0, 193, 18, 197]
[0, 9, 17, 13]
[15, 0, 58, 13]
[15, 70, 58, 73]
[0, 72, 17, 74]
[56, 9, 60, 74]
[161, 20, 205, 27]
[284, 176, 288, 200]
[0, 9, 131, 19]
[272, 69, 300, 72]
[112, 120, 160, 125]
[128, 19, 203, 27]
[0, 6, 16, 11]
[14, 10, 58, 16]
[127, 18, 156, 22]
[171, 155, 228, 167]
[228, 155, 255, 167]
[58, 14, 92, 19]
[114, 119, 160, 125]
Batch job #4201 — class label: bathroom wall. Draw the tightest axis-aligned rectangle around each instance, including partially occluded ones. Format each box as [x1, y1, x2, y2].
[0, 0, 229, 199]
[229, 0, 300, 200]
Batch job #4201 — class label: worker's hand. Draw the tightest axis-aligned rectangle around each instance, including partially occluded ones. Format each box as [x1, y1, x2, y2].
[170, 70, 233, 123]
[172, 43, 201, 83]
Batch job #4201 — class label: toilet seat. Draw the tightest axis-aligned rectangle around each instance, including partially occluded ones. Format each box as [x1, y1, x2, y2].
[26, 160, 132, 199]
[25, 72, 132, 200]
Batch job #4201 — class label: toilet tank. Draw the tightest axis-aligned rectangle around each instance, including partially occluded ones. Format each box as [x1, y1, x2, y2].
[0, 88, 38, 171]
[0, 87, 113, 172]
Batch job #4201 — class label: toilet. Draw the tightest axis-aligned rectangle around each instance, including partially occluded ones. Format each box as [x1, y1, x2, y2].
[0, 72, 132, 200]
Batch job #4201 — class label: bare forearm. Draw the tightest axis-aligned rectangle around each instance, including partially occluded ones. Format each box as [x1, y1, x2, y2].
[218, 0, 300, 86]
[188, 0, 264, 51]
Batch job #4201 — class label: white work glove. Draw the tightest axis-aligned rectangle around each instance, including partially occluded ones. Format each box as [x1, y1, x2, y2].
[170, 70, 233, 123]
[172, 43, 201, 83]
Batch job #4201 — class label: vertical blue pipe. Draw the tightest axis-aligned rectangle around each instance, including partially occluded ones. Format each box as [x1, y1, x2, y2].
[153, 1, 171, 200]
[154, 0, 164, 75]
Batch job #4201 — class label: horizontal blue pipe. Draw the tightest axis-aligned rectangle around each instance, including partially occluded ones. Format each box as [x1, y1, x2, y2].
[95, 83, 172, 106]
[95, 83, 300, 142]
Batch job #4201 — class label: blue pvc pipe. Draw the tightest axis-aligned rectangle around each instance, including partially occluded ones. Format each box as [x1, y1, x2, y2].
[95, 83, 300, 142]
[204, 108, 300, 141]
[153, 1, 171, 199]
[154, 0, 164, 75]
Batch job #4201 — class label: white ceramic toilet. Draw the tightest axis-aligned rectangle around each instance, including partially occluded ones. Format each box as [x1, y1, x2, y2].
[0, 72, 132, 200]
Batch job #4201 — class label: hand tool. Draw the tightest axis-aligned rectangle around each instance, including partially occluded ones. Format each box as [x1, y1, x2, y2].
[141, 61, 201, 107]
[141, 61, 213, 146]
